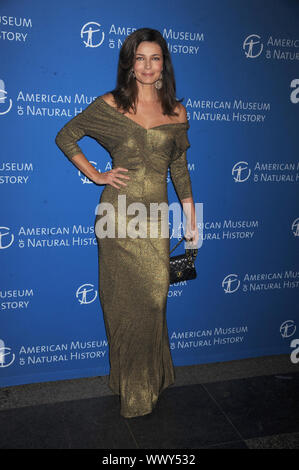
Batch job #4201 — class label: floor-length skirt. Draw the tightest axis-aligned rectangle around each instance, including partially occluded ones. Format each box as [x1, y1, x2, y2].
[94, 201, 175, 418]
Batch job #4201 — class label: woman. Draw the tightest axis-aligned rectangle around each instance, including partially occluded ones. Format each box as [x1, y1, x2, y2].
[55, 28, 199, 418]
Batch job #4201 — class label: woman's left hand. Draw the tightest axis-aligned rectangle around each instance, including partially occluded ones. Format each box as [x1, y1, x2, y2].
[181, 198, 200, 248]
[185, 220, 199, 248]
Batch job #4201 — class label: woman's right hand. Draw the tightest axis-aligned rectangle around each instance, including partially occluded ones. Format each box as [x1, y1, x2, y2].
[94, 167, 130, 188]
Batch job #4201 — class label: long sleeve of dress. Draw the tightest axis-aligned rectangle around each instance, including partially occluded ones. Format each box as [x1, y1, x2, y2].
[169, 124, 193, 201]
[55, 97, 117, 160]
[170, 150, 193, 200]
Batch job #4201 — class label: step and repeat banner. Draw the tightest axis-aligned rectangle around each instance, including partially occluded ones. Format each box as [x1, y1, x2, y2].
[1, 0, 298, 386]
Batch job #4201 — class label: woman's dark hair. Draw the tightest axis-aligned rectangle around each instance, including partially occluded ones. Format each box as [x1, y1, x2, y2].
[108, 27, 182, 116]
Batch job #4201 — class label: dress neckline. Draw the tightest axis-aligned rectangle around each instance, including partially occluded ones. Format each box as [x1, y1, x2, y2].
[98, 96, 189, 132]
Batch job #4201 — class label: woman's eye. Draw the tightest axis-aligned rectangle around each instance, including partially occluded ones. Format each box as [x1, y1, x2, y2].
[136, 57, 160, 60]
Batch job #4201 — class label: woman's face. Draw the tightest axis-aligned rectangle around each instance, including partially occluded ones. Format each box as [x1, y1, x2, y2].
[133, 41, 163, 86]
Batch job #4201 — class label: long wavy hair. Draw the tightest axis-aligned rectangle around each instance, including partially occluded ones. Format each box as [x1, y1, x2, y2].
[108, 28, 182, 116]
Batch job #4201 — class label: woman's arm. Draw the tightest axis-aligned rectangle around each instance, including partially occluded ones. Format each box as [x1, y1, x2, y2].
[57, 150, 130, 188]
[169, 149, 199, 247]
[69, 152, 103, 184]
[55, 98, 129, 189]
[181, 196, 199, 247]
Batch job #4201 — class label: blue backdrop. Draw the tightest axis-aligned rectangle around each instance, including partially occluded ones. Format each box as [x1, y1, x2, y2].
[1, 0, 298, 386]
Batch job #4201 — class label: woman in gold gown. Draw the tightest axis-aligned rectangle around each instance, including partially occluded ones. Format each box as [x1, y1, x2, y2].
[55, 28, 199, 418]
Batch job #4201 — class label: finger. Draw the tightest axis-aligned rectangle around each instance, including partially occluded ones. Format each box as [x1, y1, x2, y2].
[117, 174, 130, 179]
[110, 182, 121, 189]
[191, 233, 199, 244]
[107, 173, 126, 184]
[115, 171, 130, 179]
[115, 167, 129, 172]
[114, 180, 127, 186]
[187, 232, 198, 245]
[192, 236, 199, 247]
[114, 176, 128, 185]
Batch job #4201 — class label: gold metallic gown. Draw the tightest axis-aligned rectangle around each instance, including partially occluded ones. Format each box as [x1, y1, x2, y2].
[55, 96, 193, 418]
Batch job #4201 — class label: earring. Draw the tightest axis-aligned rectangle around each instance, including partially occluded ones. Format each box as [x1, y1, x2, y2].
[154, 73, 163, 90]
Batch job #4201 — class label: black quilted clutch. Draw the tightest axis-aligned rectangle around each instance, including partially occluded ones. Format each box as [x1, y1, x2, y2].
[169, 237, 198, 285]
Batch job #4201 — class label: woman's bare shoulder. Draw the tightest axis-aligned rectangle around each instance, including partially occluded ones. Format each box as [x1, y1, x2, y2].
[100, 92, 117, 108]
[174, 101, 188, 123]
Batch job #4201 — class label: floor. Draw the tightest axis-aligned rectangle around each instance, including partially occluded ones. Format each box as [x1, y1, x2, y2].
[0, 353, 298, 449]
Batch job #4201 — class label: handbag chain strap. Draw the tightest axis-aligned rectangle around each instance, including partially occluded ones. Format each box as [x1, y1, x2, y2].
[170, 237, 199, 258]
[169, 237, 185, 255]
